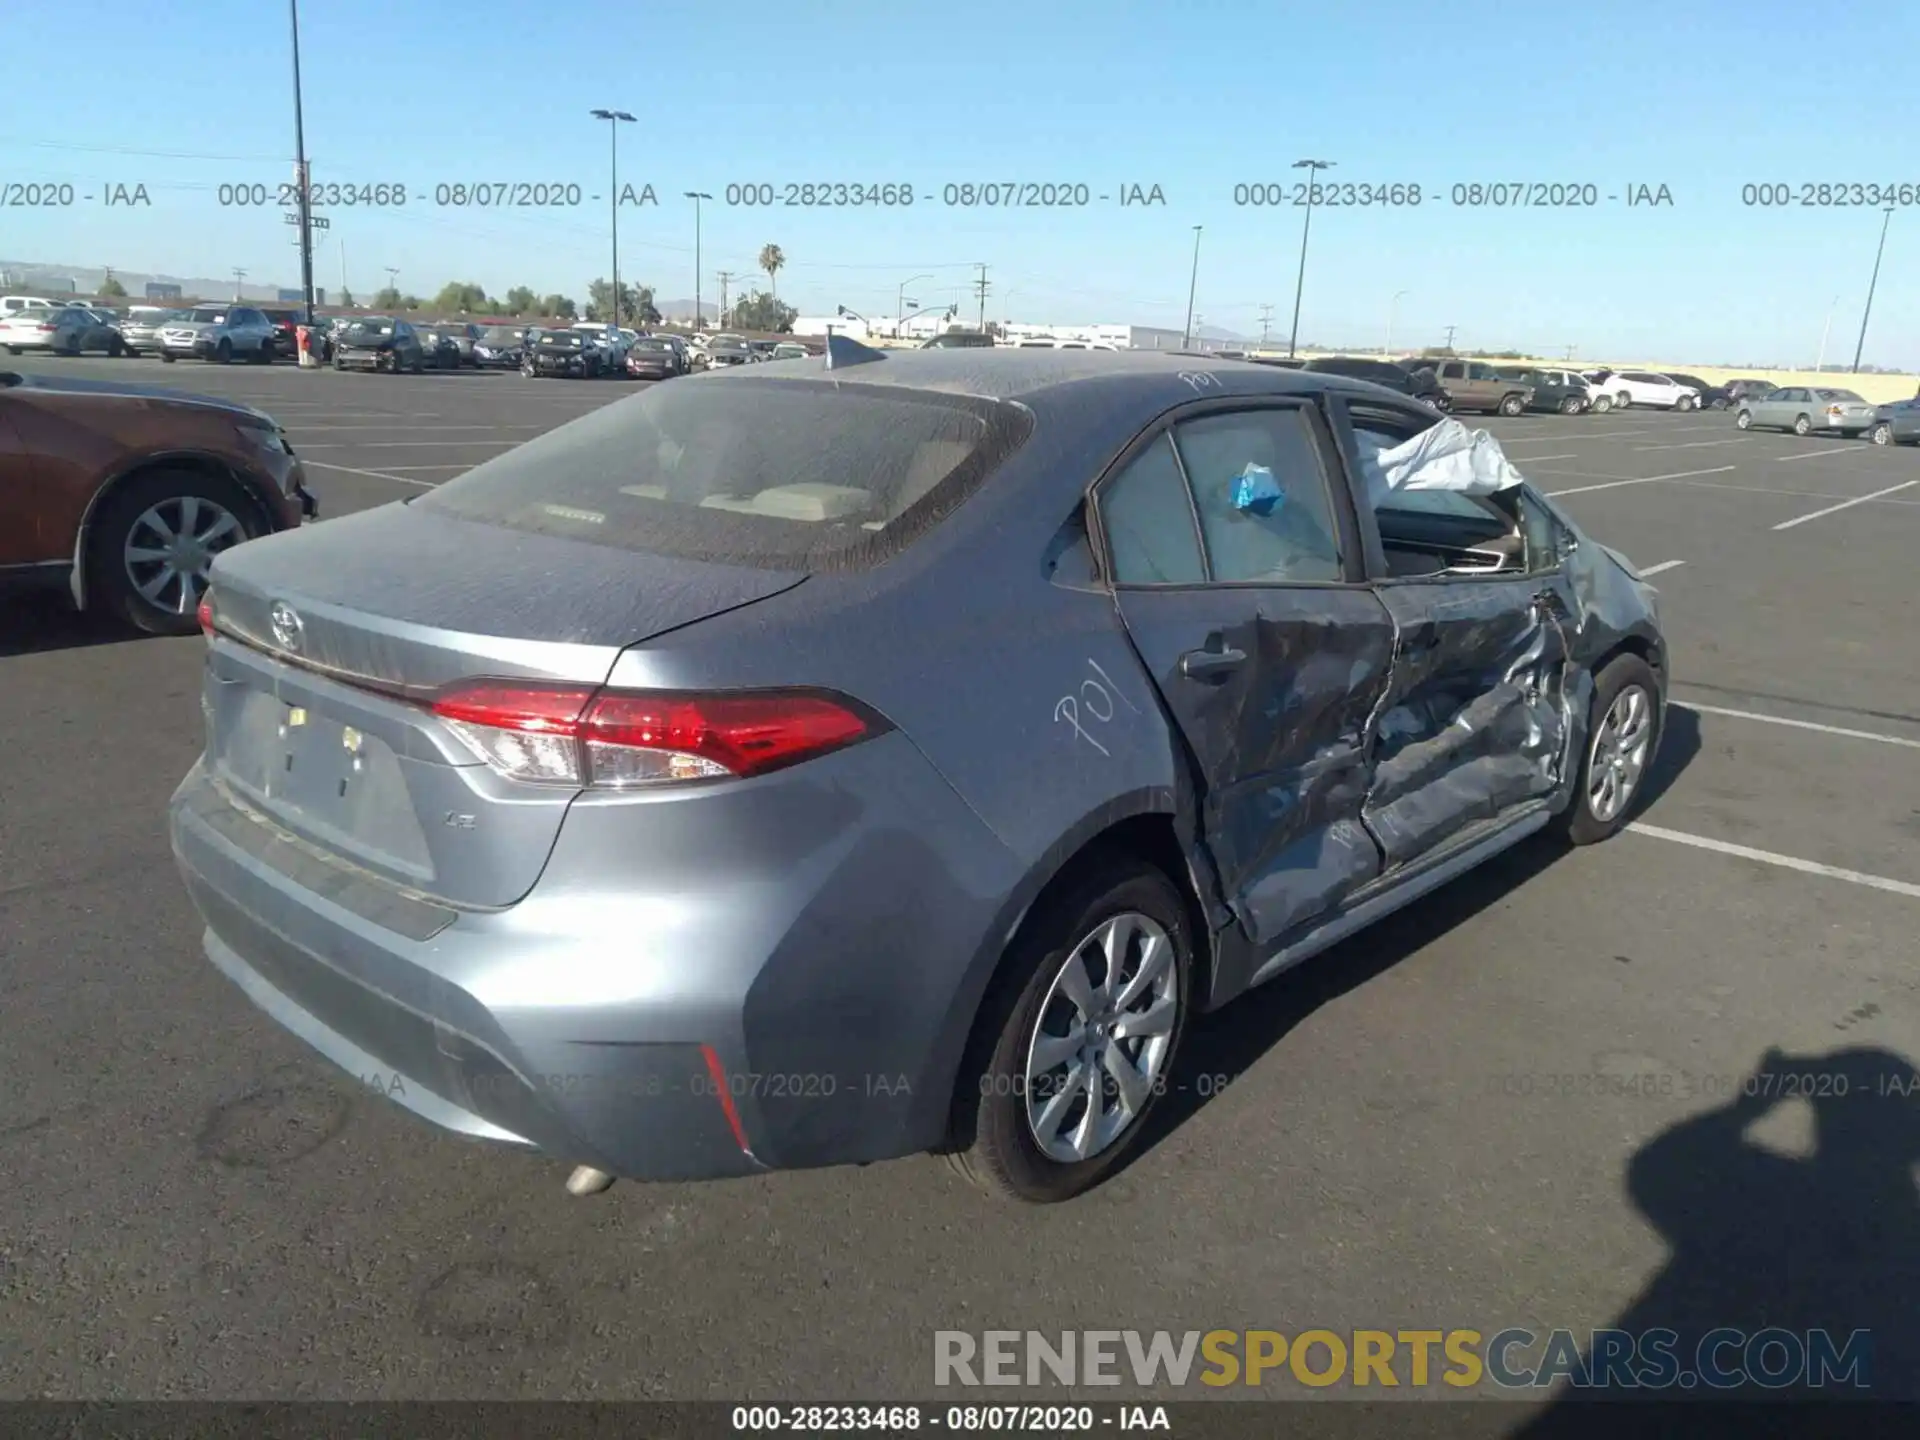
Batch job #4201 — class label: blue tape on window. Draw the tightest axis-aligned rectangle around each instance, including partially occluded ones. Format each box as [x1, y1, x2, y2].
[1231, 462, 1285, 516]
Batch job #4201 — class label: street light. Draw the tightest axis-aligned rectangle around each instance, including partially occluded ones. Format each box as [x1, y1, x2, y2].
[1385, 289, 1409, 357]
[1852, 206, 1895, 374]
[1288, 159, 1334, 358]
[898, 273, 933, 336]
[288, 0, 314, 326]
[684, 191, 712, 329]
[1182, 226, 1202, 347]
[591, 109, 636, 324]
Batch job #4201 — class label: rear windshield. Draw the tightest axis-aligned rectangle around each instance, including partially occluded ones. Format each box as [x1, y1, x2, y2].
[415, 377, 1033, 571]
[1816, 389, 1863, 402]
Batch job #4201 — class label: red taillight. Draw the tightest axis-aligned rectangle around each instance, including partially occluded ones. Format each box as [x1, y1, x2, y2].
[197, 594, 214, 635]
[428, 682, 880, 787]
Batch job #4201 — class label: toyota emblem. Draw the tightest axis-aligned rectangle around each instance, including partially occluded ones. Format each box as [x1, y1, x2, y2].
[268, 601, 305, 653]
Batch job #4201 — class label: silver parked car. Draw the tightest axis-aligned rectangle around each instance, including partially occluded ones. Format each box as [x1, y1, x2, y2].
[1866, 398, 1920, 447]
[119, 308, 186, 356]
[157, 304, 280, 364]
[0, 304, 128, 356]
[170, 345, 1669, 1205]
[1735, 385, 1877, 437]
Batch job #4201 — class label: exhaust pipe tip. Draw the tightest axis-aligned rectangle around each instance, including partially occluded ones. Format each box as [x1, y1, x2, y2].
[566, 1165, 617, 1196]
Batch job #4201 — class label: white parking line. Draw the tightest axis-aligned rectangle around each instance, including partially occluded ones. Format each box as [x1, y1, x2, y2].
[1775, 447, 1870, 463]
[1543, 465, 1737, 497]
[1771, 479, 1920, 530]
[1632, 439, 1751, 451]
[1628, 824, 1920, 900]
[1507, 453, 1581, 463]
[371, 463, 475, 472]
[1637, 559, 1686, 576]
[300, 460, 438, 488]
[1673, 700, 1920, 750]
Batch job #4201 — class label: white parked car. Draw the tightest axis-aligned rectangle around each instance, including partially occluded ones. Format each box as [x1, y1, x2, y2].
[0, 295, 60, 317]
[1582, 369, 1702, 412]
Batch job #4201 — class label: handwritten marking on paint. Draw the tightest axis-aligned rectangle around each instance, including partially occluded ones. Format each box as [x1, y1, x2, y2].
[1056, 658, 1143, 755]
[1176, 370, 1221, 392]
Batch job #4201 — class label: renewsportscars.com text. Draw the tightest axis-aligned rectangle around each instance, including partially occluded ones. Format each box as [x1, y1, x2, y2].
[934, 1328, 1872, 1391]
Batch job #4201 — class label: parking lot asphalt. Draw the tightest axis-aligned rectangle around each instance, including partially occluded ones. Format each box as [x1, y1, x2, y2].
[3, 357, 1917, 1405]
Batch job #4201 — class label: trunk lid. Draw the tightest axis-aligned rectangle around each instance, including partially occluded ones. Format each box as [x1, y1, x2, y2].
[200, 502, 806, 908]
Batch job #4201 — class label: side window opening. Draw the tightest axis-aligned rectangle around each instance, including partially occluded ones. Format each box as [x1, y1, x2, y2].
[1349, 412, 1529, 580]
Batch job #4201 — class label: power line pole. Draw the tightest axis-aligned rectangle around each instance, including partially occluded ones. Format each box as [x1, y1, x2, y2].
[1257, 303, 1274, 349]
[974, 264, 990, 331]
[716, 270, 739, 327]
[1443, 324, 1458, 351]
[384, 266, 398, 302]
[289, 0, 314, 326]
[231, 267, 247, 300]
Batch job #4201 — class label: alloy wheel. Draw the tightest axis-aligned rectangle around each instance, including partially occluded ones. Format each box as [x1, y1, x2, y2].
[122, 494, 244, 617]
[1587, 684, 1654, 825]
[1023, 911, 1179, 1164]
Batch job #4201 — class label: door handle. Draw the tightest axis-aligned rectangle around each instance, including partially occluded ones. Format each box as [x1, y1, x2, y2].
[1179, 645, 1247, 680]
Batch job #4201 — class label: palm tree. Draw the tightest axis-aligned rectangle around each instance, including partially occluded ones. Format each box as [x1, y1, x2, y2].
[758, 243, 785, 299]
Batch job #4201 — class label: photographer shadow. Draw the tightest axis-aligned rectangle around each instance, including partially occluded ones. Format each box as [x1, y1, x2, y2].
[1510, 1044, 1920, 1433]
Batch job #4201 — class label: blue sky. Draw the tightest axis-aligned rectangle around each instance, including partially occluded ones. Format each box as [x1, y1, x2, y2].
[4, 0, 1917, 365]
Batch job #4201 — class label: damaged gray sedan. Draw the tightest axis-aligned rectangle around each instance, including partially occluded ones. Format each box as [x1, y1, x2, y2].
[169, 344, 1667, 1205]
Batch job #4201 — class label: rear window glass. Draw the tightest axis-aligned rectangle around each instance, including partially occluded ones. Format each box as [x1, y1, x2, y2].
[415, 377, 1033, 571]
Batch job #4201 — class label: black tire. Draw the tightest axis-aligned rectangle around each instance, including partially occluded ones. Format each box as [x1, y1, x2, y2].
[160, 352, 176, 363]
[1793, 414, 1812, 436]
[1559, 395, 1582, 415]
[252, 341, 272, 365]
[946, 859, 1192, 1204]
[5, 346, 19, 355]
[1590, 394, 1611, 414]
[1674, 395, 1695, 412]
[213, 339, 232, 365]
[1552, 652, 1663, 847]
[109, 337, 126, 357]
[1735, 409, 1753, 429]
[1869, 421, 1893, 447]
[1615, 391, 1631, 410]
[1499, 393, 1526, 417]
[84, 468, 265, 636]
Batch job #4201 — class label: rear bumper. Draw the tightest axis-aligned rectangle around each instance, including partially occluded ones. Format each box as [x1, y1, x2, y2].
[168, 730, 1022, 1183]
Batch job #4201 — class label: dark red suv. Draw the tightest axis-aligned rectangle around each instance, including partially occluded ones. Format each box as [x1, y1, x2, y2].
[0, 368, 315, 634]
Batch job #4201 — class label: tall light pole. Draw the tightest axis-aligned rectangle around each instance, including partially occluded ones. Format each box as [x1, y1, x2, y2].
[1182, 225, 1202, 347]
[1288, 159, 1334, 359]
[289, 0, 314, 326]
[684, 191, 711, 329]
[1851, 206, 1895, 374]
[898, 273, 933, 336]
[591, 110, 636, 324]
[1385, 289, 1408, 356]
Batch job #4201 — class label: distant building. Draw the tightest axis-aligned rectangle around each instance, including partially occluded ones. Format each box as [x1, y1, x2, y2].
[1000, 321, 1186, 351]
[276, 287, 326, 304]
[793, 315, 872, 341]
[42, 277, 77, 293]
[145, 282, 184, 300]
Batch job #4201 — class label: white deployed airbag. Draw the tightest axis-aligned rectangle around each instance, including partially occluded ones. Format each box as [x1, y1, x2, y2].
[1357, 418, 1526, 508]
